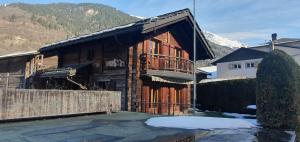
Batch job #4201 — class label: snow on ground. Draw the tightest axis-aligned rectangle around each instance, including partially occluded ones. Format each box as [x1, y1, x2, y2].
[145, 116, 256, 130]
[246, 105, 256, 110]
[222, 112, 258, 126]
[198, 66, 217, 79]
[222, 112, 255, 119]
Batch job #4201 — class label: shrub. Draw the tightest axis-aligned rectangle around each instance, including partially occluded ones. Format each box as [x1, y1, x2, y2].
[256, 49, 299, 129]
[197, 79, 256, 113]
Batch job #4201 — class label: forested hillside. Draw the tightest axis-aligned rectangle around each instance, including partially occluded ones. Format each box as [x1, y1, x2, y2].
[0, 3, 138, 55]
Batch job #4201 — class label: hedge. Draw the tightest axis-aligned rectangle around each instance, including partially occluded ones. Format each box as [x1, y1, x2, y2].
[197, 79, 256, 113]
[256, 49, 300, 129]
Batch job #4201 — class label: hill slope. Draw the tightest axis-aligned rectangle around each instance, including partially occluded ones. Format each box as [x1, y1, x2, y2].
[0, 3, 138, 55]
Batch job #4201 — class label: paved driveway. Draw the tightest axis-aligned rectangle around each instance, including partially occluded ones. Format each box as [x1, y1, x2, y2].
[0, 112, 294, 142]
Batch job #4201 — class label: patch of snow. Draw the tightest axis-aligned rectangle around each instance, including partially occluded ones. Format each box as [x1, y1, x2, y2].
[204, 31, 247, 49]
[130, 14, 146, 19]
[145, 116, 256, 130]
[223, 112, 255, 119]
[198, 66, 217, 73]
[200, 77, 247, 84]
[246, 105, 256, 110]
[198, 66, 217, 79]
[223, 112, 258, 126]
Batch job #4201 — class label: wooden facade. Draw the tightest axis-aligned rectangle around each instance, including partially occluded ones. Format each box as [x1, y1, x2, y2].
[0, 51, 38, 89]
[31, 9, 214, 114]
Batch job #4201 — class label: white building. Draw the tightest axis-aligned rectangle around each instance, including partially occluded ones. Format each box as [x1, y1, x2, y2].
[212, 37, 300, 79]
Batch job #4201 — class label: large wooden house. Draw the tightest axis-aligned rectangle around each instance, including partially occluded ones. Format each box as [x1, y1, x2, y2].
[31, 9, 214, 114]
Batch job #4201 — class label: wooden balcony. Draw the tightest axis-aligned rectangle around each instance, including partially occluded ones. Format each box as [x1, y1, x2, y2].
[140, 54, 193, 80]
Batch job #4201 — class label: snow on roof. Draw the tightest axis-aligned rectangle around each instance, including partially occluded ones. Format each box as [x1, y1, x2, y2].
[145, 116, 256, 130]
[197, 66, 217, 73]
[0, 51, 38, 59]
[199, 77, 248, 84]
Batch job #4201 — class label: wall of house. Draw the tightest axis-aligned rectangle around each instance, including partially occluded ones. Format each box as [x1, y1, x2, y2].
[217, 58, 263, 79]
[0, 56, 32, 89]
[134, 30, 192, 114]
[42, 39, 129, 110]
[0, 89, 121, 120]
[140, 82, 190, 115]
[42, 55, 58, 69]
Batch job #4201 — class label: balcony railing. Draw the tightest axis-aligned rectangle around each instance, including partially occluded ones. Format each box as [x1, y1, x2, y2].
[140, 53, 193, 74]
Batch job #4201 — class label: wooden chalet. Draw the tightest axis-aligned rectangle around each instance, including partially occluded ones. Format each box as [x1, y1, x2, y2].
[32, 9, 214, 114]
[0, 51, 39, 89]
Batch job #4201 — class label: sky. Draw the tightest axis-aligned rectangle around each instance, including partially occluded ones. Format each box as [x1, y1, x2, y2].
[1, 0, 300, 46]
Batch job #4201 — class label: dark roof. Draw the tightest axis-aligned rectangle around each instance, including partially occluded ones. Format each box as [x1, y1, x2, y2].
[212, 48, 268, 65]
[39, 9, 214, 60]
[0, 51, 38, 60]
[250, 45, 300, 65]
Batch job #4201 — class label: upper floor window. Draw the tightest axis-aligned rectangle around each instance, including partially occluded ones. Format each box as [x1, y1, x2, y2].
[245, 62, 256, 68]
[150, 39, 160, 55]
[175, 48, 182, 59]
[229, 63, 241, 70]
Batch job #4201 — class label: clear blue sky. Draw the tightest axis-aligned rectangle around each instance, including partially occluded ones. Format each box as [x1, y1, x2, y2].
[1, 0, 300, 46]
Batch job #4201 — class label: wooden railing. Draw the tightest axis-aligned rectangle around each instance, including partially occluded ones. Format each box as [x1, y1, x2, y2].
[140, 53, 193, 74]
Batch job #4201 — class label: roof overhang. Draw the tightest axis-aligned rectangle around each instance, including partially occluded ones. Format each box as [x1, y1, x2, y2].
[0, 51, 38, 60]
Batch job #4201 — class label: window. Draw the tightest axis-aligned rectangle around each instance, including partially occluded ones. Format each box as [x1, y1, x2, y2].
[150, 39, 160, 55]
[229, 63, 242, 70]
[246, 62, 256, 68]
[175, 48, 182, 58]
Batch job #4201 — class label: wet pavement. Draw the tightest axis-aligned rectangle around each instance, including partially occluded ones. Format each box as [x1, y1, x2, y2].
[0, 111, 295, 142]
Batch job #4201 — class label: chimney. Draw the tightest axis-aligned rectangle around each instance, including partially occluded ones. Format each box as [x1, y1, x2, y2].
[270, 33, 276, 52]
[272, 33, 277, 41]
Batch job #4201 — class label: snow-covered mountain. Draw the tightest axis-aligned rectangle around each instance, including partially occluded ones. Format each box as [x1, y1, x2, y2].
[204, 31, 247, 49]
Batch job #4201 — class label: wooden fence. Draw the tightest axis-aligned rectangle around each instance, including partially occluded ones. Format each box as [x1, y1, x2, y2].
[0, 89, 121, 120]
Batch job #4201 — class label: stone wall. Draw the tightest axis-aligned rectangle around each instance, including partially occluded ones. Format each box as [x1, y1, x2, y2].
[0, 89, 121, 120]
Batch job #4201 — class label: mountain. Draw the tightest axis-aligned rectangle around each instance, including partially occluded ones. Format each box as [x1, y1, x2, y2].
[204, 31, 247, 49]
[197, 32, 247, 67]
[0, 3, 138, 55]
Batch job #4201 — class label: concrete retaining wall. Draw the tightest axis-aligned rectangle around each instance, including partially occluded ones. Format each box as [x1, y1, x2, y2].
[0, 89, 121, 120]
